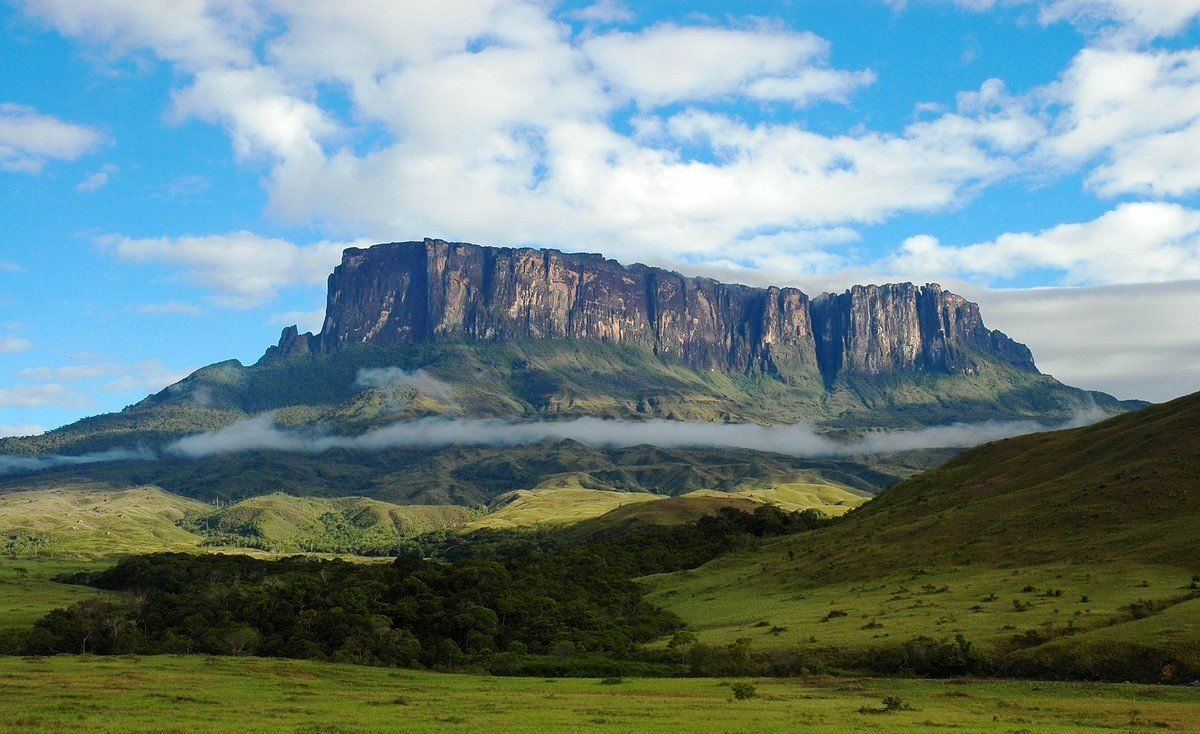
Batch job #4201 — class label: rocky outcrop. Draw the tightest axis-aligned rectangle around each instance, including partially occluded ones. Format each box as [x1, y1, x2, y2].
[810, 283, 1035, 380]
[268, 239, 1037, 384]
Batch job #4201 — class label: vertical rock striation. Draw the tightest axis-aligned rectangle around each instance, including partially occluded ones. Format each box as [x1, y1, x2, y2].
[270, 239, 1036, 384]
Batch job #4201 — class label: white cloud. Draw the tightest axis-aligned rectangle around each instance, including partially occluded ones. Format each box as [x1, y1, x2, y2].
[973, 280, 1200, 401]
[100, 231, 366, 308]
[167, 412, 1087, 460]
[570, 0, 633, 24]
[17, 359, 187, 394]
[0, 103, 102, 173]
[582, 24, 873, 107]
[76, 163, 118, 192]
[21, 0, 261, 71]
[355, 367, 453, 400]
[1040, 47, 1200, 197]
[1036, 0, 1200, 41]
[0, 262, 21, 273]
[0, 335, 31, 354]
[0, 424, 45, 438]
[0, 384, 87, 409]
[22, 3, 1040, 270]
[890, 202, 1200, 285]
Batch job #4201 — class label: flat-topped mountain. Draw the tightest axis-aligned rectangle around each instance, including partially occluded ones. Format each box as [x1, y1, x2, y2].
[0, 238, 1142, 502]
[268, 239, 1036, 387]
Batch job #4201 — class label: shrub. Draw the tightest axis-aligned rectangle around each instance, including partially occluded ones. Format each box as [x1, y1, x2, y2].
[730, 682, 757, 700]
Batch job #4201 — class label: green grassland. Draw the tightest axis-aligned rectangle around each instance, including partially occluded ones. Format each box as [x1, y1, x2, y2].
[0, 559, 108, 634]
[645, 393, 1200, 677]
[0, 485, 476, 558]
[470, 479, 868, 530]
[647, 560, 1198, 669]
[0, 485, 208, 558]
[468, 486, 662, 529]
[186, 492, 477, 553]
[0, 656, 1197, 733]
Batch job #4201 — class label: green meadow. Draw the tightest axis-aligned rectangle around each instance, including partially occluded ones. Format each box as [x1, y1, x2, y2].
[1, 655, 1198, 733]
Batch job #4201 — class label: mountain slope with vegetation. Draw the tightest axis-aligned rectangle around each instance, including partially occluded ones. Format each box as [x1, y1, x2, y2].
[0, 439, 907, 505]
[645, 394, 1200, 680]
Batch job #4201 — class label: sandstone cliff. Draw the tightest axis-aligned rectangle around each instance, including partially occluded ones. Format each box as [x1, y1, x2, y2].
[269, 239, 1036, 385]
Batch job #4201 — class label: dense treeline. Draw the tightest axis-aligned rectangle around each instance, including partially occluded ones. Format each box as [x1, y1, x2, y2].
[20, 506, 832, 671]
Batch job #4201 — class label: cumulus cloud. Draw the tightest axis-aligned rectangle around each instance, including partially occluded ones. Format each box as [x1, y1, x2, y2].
[22, 2, 1046, 267]
[355, 367, 453, 400]
[165, 412, 1099, 461]
[100, 231, 367, 308]
[1036, 0, 1200, 41]
[0, 103, 102, 173]
[582, 24, 874, 107]
[890, 202, 1200, 285]
[1042, 47, 1200, 198]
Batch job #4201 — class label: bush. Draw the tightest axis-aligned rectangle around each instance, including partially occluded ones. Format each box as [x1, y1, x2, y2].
[730, 682, 757, 700]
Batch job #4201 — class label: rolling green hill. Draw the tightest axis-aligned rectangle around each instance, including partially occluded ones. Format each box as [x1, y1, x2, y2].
[186, 493, 477, 553]
[0, 485, 207, 558]
[470, 474, 869, 531]
[0, 485, 478, 559]
[646, 393, 1200, 679]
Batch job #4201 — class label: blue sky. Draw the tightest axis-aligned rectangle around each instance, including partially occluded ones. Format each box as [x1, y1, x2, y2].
[2, 0, 1200, 435]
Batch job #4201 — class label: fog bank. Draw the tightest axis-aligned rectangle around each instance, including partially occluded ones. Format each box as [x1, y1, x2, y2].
[166, 413, 1099, 461]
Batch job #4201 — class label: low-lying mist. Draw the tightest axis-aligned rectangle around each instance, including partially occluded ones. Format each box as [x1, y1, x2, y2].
[0, 411, 1107, 476]
[0, 447, 155, 475]
[167, 412, 1103, 460]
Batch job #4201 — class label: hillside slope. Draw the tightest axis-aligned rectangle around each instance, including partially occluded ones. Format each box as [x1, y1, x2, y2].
[646, 394, 1200, 678]
[0, 441, 908, 505]
[784, 389, 1200, 579]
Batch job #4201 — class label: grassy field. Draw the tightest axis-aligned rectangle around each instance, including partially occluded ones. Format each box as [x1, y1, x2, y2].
[187, 492, 477, 552]
[0, 655, 1197, 733]
[646, 559, 1199, 662]
[0, 486, 206, 558]
[471, 480, 868, 531]
[0, 558, 108, 634]
[640, 394, 1200, 676]
[468, 486, 662, 529]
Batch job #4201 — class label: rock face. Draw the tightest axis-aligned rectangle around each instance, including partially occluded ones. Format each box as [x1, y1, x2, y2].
[271, 239, 1036, 384]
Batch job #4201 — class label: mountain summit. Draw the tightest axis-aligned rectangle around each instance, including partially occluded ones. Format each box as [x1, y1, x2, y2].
[267, 239, 1036, 388]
